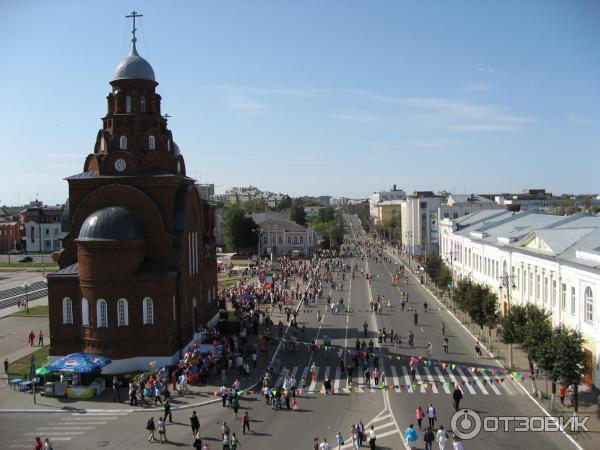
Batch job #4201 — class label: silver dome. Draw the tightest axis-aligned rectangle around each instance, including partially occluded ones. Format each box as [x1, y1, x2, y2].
[112, 43, 155, 82]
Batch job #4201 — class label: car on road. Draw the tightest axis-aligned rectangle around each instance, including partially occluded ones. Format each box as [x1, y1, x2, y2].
[17, 256, 33, 263]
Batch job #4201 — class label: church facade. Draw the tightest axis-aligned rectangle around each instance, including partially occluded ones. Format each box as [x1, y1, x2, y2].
[47, 24, 218, 373]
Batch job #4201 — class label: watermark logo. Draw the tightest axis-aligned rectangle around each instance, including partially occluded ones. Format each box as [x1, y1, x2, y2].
[450, 408, 589, 439]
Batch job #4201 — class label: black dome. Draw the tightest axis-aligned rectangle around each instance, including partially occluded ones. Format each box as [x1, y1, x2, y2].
[78, 206, 143, 241]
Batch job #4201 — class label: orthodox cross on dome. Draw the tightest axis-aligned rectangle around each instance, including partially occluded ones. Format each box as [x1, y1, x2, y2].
[163, 113, 171, 123]
[125, 10, 143, 50]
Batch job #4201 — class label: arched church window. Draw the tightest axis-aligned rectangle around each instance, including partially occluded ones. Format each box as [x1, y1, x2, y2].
[62, 297, 73, 324]
[143, 297, 154, 325]
[117, 298, 129, 327]
[149, 135, 156, 150]
[126, 96, 132, 113]
[141, 96, 146, 113]
[97, 299, 108, 328]
[120, 136, 127, 150]
[81, 298, 89, 326]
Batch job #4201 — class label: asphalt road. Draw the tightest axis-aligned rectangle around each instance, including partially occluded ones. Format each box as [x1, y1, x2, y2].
[0, 216, 585, 450]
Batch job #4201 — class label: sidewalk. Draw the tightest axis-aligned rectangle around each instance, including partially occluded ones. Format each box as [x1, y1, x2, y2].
[383, 243, 600, 446]
[0, 273, 307, 413]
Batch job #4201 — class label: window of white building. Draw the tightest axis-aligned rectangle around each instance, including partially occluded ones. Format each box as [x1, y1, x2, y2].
[561, 283, 566, 310]
[584, 287, 593, 323]
[62, 297, 73, 324]
[571, 287, 576, 316]
[117, 298, 129, 327]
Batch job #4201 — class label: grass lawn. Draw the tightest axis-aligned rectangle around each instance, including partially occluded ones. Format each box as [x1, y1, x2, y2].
[11, 305, 49, 316]
[218, 277, 241, 291]
[7, 346, 50, 379]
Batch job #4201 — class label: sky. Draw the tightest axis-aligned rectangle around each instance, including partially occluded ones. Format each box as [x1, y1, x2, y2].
[0, 0, 599, 206]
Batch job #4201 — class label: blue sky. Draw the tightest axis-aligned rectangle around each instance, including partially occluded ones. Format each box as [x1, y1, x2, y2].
[0, 0, 599, 206]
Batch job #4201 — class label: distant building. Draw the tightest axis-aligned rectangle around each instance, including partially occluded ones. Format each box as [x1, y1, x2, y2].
[375, 200, 403, 226]
[249, 211, 290, 224]
[318, 196, 331, 207]
[305, 206, 323, 220]
[330, 197, 350, 207]
[438, 194, 501, 222]
[19, 201, 63, 253]
[196, 184, 215, 202]
[400, 192, 442, 257]
[0, 220, 21, 252]
[258, 218, 316, 257]
[368, 185, 406, 220]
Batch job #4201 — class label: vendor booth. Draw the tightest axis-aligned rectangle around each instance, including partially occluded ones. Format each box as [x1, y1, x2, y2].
[40, 353, 111, 398]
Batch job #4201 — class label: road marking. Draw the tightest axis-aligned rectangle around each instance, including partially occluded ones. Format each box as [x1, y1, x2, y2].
[414, 367, 426, 393]
[400, 366, 414, 393]
[63, 417, 118, 421]
[52, 421, 107, 425]
[357, 372, 365, 393]
[469, 369, 489, 395]
[334, 366, 341, 393]
[308, 366, 319, 393]
[36, 426, 94, 430]
[390, 366, 401, 392]
[24, 431, 84, 435]
[456, 367, 477, 394]
[434, 366, 451, 393]
[423, 366, 439, 393]
[482, 371, 502, 395]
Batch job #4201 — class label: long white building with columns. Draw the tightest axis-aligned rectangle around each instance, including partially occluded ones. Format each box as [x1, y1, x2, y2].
[440, 209, 600, 387]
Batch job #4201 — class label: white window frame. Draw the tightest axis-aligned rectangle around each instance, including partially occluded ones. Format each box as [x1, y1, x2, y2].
[561, 283, 566, 310]
[62, 297, 73, 324]
[117, 298, 129, 327]
[120, 135, 127, 150]
[81, 298, 89, 327]
[97, 299, 108, 328]
[571, 287, 576, 316]
[584, 287, 593, 323]
[126, 95, 132, 113]
[143, 297, 154, 325]
[148, 135, 156, 150]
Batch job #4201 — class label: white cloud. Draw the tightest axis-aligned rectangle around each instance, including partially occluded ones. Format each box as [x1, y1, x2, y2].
[476, 66, 495, 74]
[226, 94, 269, 111]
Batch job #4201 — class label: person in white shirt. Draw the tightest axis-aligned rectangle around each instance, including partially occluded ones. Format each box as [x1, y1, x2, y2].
[368, 425, 377, 450]
[319, 438, 332, 450]
[427, 403, 436, 428]
[436, 425, 449, 450]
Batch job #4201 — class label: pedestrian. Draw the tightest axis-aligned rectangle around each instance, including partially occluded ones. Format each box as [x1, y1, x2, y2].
[427, 342, 432, 358]
[3, 357, 8, 375]
[356, 420, 365, 446]
[221, 421, 230, 439]
[424, 427, 435, 450]
[291, 396, 298, 411]
[443, 337, 449, 353]
[28, 330, 35, 346]
[452, 385, 463, 411]
[230, 432, 240, 450]
[368, 425, 376, 450]
[112, 376, 121, 402]
[404, 424, 418, 450]
[416, 406, 425, 430]
[311, 362, 318, 383]
[222, 431, 230, 450]
[452, 435, 464, 450]
[231, 395, 239, 419]
[319, 438, 332, 450]
[128, 382, 137, 406]
[474, 342, 482, 358]
[38, 330, 44, 346]
[193, 436, 203, 450]
[43, 438, 53, 450]
[436, 425, 449, 450]
[350, 425, 359, 450]
[154, 384, 163, 406]
[441, 321, 446, 336]
[203, 444, 210, 450]
[427, 403, 436, 429]
[335, 431, 344, 449]
[146, 416, 156, 442]
[559, 385, 567, 406]
[164, 399, 172, 423]
[313, 437, 320, 450]
[157, 416, 167, 443]
[34, 437, 43, 450]
[242, 411, 251, 434]
[190, 410, 200, 439]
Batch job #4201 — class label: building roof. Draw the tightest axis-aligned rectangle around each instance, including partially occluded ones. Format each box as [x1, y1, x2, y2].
[78, 206, 144, 241]
[112, 42, 155, 82]
[259, 218, 308, 233]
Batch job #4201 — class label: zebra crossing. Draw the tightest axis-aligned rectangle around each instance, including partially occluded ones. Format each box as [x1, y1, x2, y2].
[276, 363, 525, 396]
[10, 411, 128, 448]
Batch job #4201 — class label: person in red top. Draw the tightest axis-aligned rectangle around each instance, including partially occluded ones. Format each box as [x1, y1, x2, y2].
[33, 436, 42, 450]
[28, 330, 35, 347]
[559, 385, 567, 406]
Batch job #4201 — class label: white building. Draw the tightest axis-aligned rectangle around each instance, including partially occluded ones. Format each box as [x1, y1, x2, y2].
[438, 194, 500, 221]
[258, 218, 316, 257]
[19, 202, 62, 253]
[305, 206, 323, 220]
[400, 192, 442, 257]
[440, 210, 600, 387]
[368, 185, 407, 220]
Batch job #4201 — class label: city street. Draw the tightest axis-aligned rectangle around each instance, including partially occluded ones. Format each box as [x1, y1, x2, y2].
[0, 216, 583, 450]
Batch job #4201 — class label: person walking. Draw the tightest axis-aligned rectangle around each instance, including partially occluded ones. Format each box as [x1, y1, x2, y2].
[146, 416, 157, 442]
[356, 420, 365, 447]
[310, 362, 318, 383]
[190, 410, 200, 440]
[368, 426, 376, 450]
[319, 438, 332, 450]
[474, 342, 482, 358]
[38, 330, 44, 346]
[28, 330, 35, 346]
[416, 406, 425, 430]
[335, 431, 344, 449]
[242, 411, 251, 434]
[452, 385, 463, 411]
[427, 403, 436, 429]
[222, 431, 230, 450]
[404, 424, 418, 450]
[4, 358, 8, 376]
[128, 382, 137, 406]
[231, 395, 239, 419]
[157, 416, 167, 444]
[230, 432, 240, 450]
[112, 376, 121, 403]
[34, 437, 43, 450]
[452, 435, 464, 450]
[351, 425, 359, 450]
[164, 400, 172, 423]
[43, 438, 53, 450]
[436, 425, 449, 450]
[443, 337, 449, 353]
[423, 427, 435, 450]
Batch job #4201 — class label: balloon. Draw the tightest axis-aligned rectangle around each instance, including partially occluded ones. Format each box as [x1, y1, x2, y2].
[149, 361, 155, 369]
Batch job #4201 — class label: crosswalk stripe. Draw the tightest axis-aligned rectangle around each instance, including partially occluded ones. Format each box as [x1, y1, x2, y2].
[299, 366, 309, 387]
[434, 366, 451, 393]
[390, 366, 401, 392]
[423, 367, 439, 393]
[334, 366, 341, 392]
[51, 422, 107, 425]
[24, 432, 84, 436]
[357, 373, 365, 393]
[414, 367, 426, 393]
[470, 370, 489, 395]
[308, 366, 319, 393]
[483, 373, 502, 395]
[401, 366, 415, 393]
[456, 368, 477, 394]
[36, 427, 94, 431]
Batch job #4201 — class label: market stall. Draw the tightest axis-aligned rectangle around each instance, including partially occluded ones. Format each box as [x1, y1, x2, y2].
[41, 353, 111, 398]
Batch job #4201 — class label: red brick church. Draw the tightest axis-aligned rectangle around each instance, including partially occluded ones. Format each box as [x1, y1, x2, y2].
[47, 15, 218, 373]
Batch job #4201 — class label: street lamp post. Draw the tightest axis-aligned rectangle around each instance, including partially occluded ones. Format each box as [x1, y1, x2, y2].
[21, 282, 29, 313]
[499, 272, 517, 371]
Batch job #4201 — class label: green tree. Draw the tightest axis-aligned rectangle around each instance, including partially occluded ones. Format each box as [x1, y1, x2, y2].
[434, 265, 452, 293]
[222, 205, 259, 253]
[277, 195, 292, 211]
[549, 325, 587, 411]
[290, 204, 307, 226]
[425, 255, 443, 282]
[318, 207, 336, 222]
